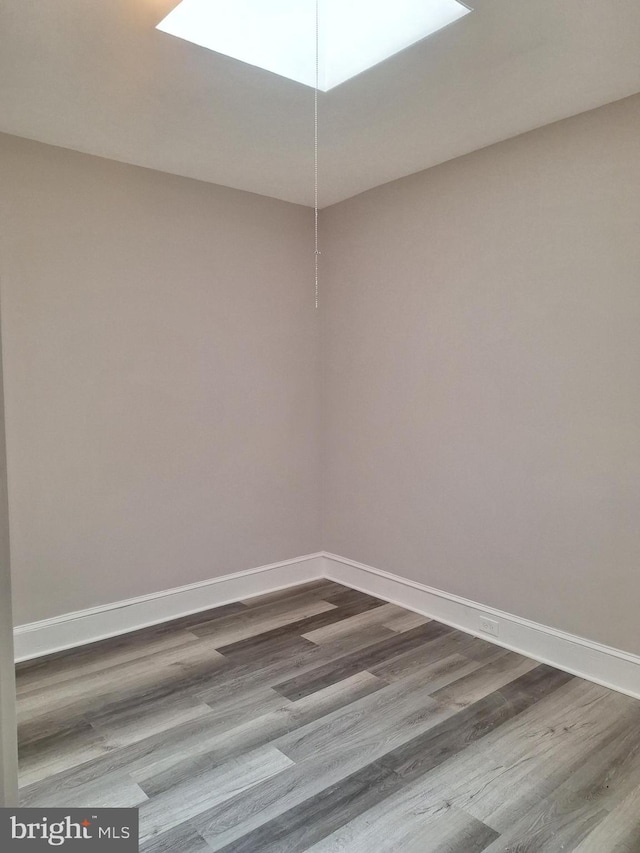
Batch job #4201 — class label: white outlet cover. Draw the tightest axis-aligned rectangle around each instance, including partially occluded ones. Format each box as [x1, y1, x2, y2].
[479, 616, 500, 637]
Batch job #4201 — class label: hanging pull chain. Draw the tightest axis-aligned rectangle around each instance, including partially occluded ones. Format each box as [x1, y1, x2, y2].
[314, 0, 319, 309]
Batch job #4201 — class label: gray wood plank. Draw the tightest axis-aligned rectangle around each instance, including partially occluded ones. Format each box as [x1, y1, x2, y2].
[219, 667, 572, 853]
[18, 720, 113, 787]
[15, 602, 246, 678]
[273, 622, 454, 700]
[133, 671, 385, 796]
[18, 684, 287, 804]
[89, 692, 215, 749]
[371, 650, 485, 689]
[572, 789, 640, 853]
[368, 630, 493, 682]
[140, 822, 213, 853]
[380, 665, 574, 782]
[138, 745, 293, 844]
[301, 603, 406, 644]
[376, 679, 634, 839]
[16, 629, 203, 696]
[456, 683, 640, 833]
[192, 685, 292, 737]
[213, 761, 401, 853]
[16, 582, 640, 851]
[20, 768, 149, 809]
[18, 652, 344, 802]
[382, 610, 431, 632]
[194, 679, 461, 849]
[428, 651, 539, 709]
[313, 588, 386, 609]
[189, 596, 337, 646]
[478, 697, 640, 851]
[214, 601, 388, 660]
[305, 624, 398, 657]
[18, 639, 225, 730]
[303, 799, 499, 853]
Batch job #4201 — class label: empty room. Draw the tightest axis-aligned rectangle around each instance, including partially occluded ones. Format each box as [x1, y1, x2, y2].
[0, 1, 640, 850]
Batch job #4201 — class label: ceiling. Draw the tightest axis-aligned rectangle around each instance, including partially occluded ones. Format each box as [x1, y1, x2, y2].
[0, 0, 639, 207]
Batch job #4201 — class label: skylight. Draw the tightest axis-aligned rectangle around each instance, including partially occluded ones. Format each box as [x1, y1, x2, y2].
[157, 0, 471, 91]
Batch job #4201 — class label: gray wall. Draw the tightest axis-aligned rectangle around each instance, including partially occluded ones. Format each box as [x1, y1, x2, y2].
[3, 94, 640, 660]
[322, 94, 640, 655]
[0, 134, 320, 625]
[0, 310, 17, 805]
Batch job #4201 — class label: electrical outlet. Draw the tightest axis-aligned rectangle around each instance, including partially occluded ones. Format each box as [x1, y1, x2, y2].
[479, 616, 500, 637]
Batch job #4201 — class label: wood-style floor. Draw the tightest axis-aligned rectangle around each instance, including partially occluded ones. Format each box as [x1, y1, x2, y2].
[15, 580, 640, 852]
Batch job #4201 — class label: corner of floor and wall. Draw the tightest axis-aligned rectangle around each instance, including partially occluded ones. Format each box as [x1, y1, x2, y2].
[2, 94, 640, 702]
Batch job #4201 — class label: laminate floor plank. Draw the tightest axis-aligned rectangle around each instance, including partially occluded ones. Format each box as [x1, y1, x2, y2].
[196, 650, 527, 850]
[18, 655, 227, 748]
[455, 683, 640, 833]
[273, 621, 454, 701]
[20, 692, 291, 805]
[18, 639, 226, 724]
[312, 588, 385, 609]
[479, 702, 640, 851]
[189, 596, 337, 646]
[20, 767, 149, 809]
[371, 649, 485, 689]
[18, 719, 114, 787]
[139, 822, 213, 853]
[16, 629, 203, 696]
[274, 653, 545, 770]
[191, 685, 291, 736]
[306, 624, 398, 657]
[195, 619, 399, 710]
[134, 672, 386, 797]
[88, 692, 215, 749]
[381, 610, 431, 632]
[179, 645, 332, 710]
[379, 665, 574, 783]
[214, 601, 386, 660]
[17, 581, 640, 852]
[430, 651, 539, 710]
[14, 601, 246, 679]
[199, 666, 574, 853]
[303, 800, 500, 853]
[212, 760, 401, 853]
[301, 603, 406, 644]
[572, 788, 640, 853]
[138, 745, 293, 844]
[193, 681, 457, 849]
[368, 630, 496, 682]
[377, 678, 632, 838]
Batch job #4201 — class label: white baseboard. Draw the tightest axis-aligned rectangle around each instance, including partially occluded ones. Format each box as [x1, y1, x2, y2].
[322, 553, 640, 701]
[15, 550, 640, 702]
[13, 554, 324, 662]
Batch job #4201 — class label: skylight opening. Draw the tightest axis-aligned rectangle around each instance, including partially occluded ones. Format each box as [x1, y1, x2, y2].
[157, 0, 471, 91]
